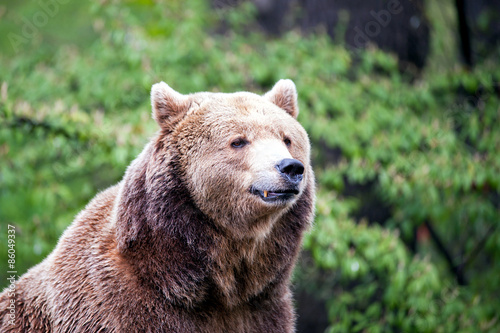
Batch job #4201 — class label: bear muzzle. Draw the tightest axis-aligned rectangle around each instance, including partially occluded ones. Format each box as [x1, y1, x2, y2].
[250, 158, 304, 203]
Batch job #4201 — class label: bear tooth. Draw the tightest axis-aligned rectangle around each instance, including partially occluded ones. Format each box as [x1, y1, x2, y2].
[264, 190, 268, 198]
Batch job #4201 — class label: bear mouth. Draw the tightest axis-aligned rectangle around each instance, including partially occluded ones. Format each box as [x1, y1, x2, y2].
[250, 187, 299, 203]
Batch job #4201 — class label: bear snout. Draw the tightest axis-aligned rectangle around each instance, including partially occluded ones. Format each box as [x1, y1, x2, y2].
[277, 158, 304, 184]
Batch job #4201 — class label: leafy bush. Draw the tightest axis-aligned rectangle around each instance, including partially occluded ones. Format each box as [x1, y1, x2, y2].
[0, 0, 498, 331]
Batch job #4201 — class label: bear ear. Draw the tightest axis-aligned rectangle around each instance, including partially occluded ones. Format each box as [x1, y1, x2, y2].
[151, 82, 190, 128]
[264, 79, 299, 118]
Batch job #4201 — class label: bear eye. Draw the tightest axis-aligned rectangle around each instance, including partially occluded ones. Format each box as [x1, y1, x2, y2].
[231, 138, 248, 148]
[284, 137, 292, 147]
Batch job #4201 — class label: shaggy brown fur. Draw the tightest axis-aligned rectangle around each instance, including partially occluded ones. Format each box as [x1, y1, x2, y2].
[0, 80, 315, 332]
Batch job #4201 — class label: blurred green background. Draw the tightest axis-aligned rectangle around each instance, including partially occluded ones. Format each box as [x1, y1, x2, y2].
[1, 0, 499, 332]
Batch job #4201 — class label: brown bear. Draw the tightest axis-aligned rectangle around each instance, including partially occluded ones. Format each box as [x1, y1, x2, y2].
[0, 79, 315, 332]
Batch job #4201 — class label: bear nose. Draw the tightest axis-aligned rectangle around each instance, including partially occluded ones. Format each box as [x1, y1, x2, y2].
[277, 158, 304, 183]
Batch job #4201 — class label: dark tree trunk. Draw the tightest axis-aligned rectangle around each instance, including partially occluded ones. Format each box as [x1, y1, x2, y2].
[298, 0, 430, 70]
[463, 0, 500, 63]
[212, 0, 431, 70]
[455, 0, 473, 67]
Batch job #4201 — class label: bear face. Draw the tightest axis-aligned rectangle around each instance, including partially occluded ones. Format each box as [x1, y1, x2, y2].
[151, 80, 312, 240]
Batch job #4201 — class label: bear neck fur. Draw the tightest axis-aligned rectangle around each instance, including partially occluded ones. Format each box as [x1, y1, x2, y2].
[113, 133, 314, 309]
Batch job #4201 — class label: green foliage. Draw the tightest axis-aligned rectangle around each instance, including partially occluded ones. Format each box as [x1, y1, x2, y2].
[0, 0, 499, 332]
[299, 191, 497, 332]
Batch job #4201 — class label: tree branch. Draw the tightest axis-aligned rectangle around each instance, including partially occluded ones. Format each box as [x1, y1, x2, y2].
[5, 115, 78, 140]
[424, 220, 467, 285]
[462, 224, 497, 269]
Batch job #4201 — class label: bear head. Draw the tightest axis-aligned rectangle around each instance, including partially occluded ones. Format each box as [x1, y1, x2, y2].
[149, 79, 312, 240]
